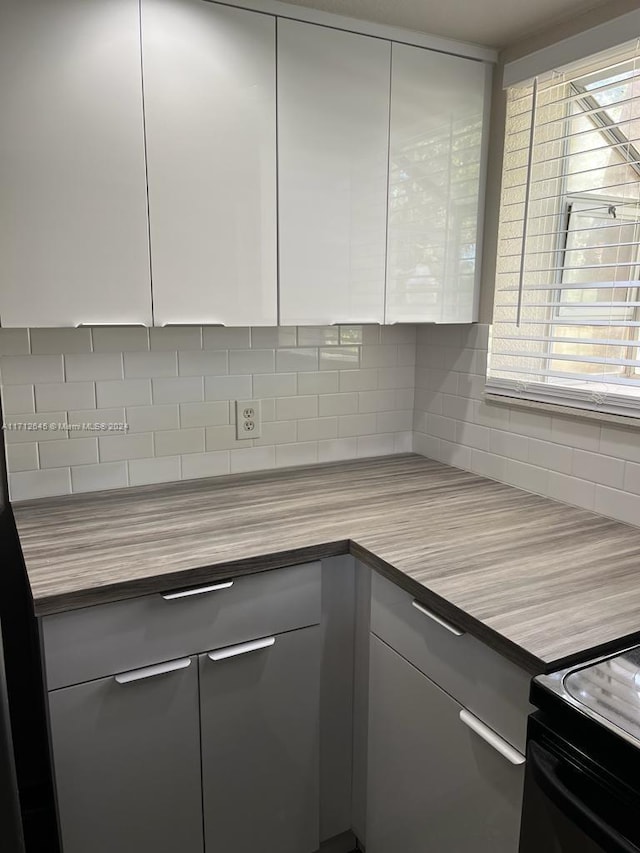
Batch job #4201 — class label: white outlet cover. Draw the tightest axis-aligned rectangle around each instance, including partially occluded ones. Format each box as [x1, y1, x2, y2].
[235, 399, 262, 440]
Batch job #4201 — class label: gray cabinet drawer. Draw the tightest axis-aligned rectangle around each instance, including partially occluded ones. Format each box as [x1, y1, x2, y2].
[48, 656, 203, 853]
[200, 625, 320, 853]
[367, 635, 524, 853]
[42, 561, 321, 690]
[370, 571, 532, 752]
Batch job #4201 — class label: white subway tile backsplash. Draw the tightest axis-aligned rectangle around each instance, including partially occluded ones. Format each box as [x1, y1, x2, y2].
[356, 433, 395, 457]
[551, 417, 600, 451]
[595, 485, 640, 526]
[276, 348, 318, 373]
[338, 413, 377, 438]
[358, 390, 396, 413]
[254, 420, 297, 446]
[413, 322, 640, 526]
[230, 349, 274, 375]
[149, 326, 202, 351]
[319, 393, 358, 417]
[125, 351, 178, 379]
[203, 327, 250, 350]
[318, 437, 358, 462]
[528, 438, 572, 474]
[4, 412, 68, 444]
[275, 442, 318, 468]
[40, 437, 98, 469]
[205, 425, 240, 451]
[0, 329, 30, 356]
[572, 449, 625, 489]
[230, 446, 275, 474]
[125, 404, 179, 434]
[205, 375, 252, 402]
[600, 426, 640, 464]
[360, 346, 397, 369]
[250, 327, 297, 349]
[253, 373, 297, 398]
[155, 428, 205, 457]
[377, 410, 413, 433]
[10, 468, 71, 501]
[129, 456, 180, 486]
[66, 353, 123, 382]
[179, 401, 229, 428]
[1, 384, 35, 414]
[3, 324, 417, 500]
[339, 369, 378, 392]
[489, 429, 529, 462]
[98, 379, 151, 408]
[181, 451, 230, 480]
[297, 326, 339, 347]
[30, 328, 92, 355]
[624, 462, 640, 496]
[99, 432, 154, 463]
[378, 367, 414, 390]
[6, 443, 38, 472]
[297, 417, 338, 442]
[548, 472, 596, 511]
[177, 350, 227, 377]
[276, 396, 318, 421]
[35, 381, 95, 413]
[67, 408, 127, 438]
[298, 371, 339, 395]
[71, 462, 128, 493]
[152, 377, 203, 405]
[319, 347, 359, 371]
[92, 327, 149, 353]
[1, 355, 64, 385]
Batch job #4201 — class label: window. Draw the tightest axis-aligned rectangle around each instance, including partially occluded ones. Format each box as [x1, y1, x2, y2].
[488, 40, 640, 417]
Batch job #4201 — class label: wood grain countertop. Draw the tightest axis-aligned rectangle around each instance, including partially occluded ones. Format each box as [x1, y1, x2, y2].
[12, 454, 640, 675]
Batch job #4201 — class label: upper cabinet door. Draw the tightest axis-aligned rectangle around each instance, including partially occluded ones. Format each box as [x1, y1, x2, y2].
[386, 45, 490, 324]
[142, 0, 277, 327]
[0, 0, 152, 327]
[278, 21, 390, 326]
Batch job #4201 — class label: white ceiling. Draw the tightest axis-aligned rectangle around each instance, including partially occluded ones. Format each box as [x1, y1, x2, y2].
[278, 0, 619, 49]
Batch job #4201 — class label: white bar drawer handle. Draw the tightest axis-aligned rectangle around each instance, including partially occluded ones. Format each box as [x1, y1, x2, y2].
[411, 600, 464, 637]
[115, 657, 191, 684]
[161, 581, 233, 600]
[208, 636, 275, 662]
[459, 710, 525, 765]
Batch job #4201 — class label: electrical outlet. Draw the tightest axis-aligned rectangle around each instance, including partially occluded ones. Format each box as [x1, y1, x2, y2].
[235, 399, 262, 440]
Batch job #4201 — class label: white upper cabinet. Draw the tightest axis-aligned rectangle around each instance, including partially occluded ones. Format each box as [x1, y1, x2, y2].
[385, 44, 490, 324]
[278, 21, 390, 326]
[0, 0, 152, 328]
[142, 0, 277, 327]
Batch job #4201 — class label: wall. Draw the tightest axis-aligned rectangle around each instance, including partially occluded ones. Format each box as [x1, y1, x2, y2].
[414, 324, 640, 526]
[0, 325, 414, 500]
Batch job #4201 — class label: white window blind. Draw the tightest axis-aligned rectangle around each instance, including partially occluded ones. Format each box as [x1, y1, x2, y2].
[488, 39, 640, 418]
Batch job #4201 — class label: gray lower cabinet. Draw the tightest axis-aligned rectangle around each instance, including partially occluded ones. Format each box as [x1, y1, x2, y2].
[199, 625, 321, 853]
[367, 635, 524, 853]
[48, 656, 203, 853]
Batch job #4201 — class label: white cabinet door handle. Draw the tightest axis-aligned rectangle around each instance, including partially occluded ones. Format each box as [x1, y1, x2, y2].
[161, 581, 233, 600]
[411, 600, 464, 636]
[208, 636, 275, 662]
[459, 710, 526, 765]
[159, 322, 225, 327]
[115, 657, 191, 684]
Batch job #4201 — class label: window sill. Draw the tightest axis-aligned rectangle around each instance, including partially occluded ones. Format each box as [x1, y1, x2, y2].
[483, 391, 640, 430]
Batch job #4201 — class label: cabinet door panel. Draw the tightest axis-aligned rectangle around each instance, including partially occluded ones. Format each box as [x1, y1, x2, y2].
[200, 625, 320, 853]
[367, 635, 524, 853]
[142, 0, 277, 326]
[48, 658, 202, 853]
[386, 44, 489, 324]
[0, 0, 152, 327]
[278, 20, 389, 325]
